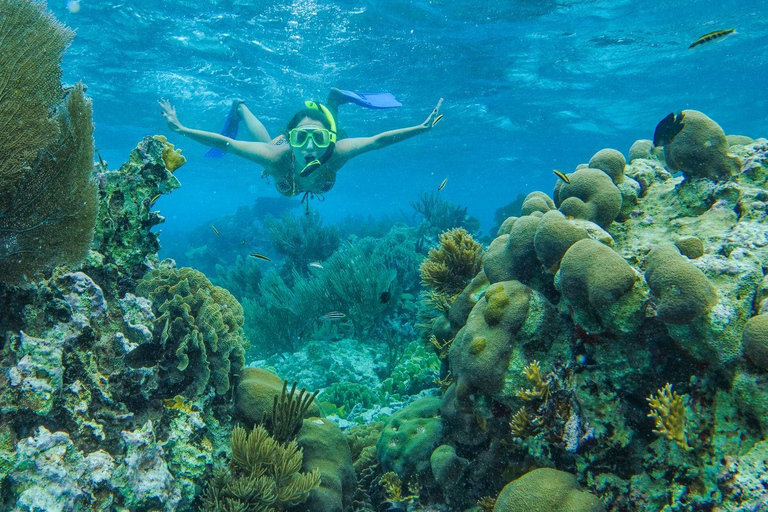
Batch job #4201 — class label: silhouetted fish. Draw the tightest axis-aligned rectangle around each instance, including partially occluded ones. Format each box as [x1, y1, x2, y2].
[653, 112, 685, 147]
[379, 291, 391, 304]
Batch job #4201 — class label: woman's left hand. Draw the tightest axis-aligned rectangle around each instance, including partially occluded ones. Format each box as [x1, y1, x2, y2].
[421, 98, 444, 129]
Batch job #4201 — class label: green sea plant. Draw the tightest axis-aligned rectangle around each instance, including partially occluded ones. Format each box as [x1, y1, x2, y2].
[410, 191, 480, 234]
[134, 267, 246, 398]
[0, 0, 98, 285]
[214, 254, 263, 302]
[201, 424, 321, 511]
[264, 210, 340, 280]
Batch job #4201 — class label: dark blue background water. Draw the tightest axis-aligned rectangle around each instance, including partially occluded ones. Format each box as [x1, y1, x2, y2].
[53, 0, 767, 239]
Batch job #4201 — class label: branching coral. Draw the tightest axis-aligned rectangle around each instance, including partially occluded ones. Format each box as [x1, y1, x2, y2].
[517, 360, 551, 402]
[264, 211, 340, 279]
[202, 425, 321, 511]
[420, 227, 484, 298]
[379, 471, 420, 510]
[410, 191, 480, 233]
[646, 383, 692, 451]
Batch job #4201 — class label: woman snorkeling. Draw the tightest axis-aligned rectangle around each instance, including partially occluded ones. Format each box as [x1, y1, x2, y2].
[158, 88, 443, 207]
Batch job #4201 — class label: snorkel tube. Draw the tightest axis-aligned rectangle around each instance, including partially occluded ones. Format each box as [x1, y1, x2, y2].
[299, 100, 337, 177]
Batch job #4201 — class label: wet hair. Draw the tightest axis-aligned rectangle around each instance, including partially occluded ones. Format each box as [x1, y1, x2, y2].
[285, 108, 332, 134]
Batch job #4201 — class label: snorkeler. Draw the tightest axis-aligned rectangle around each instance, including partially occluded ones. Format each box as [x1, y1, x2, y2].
[157, 88, 443, 205]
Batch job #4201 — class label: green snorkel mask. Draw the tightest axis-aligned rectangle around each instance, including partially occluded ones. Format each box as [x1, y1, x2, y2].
[297, 100, 337, 178]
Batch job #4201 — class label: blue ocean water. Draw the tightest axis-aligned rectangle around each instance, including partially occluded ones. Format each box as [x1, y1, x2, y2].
[53, 0, 767, 237]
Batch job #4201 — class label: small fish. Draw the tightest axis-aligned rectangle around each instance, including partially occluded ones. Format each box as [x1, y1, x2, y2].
[432, 114, 444, 127]
[97, 152, 105, 167]
[149, 194, 161, 206]
[653, 112, 685, 147]
[249, 253, 271, 261]
[379, 291, 391, 304]
[689, 28, 735, 49]
[438, 178, 448, 191]
[321, 311, 346, 320]
[553, 170, 571, 184]
[241, 239, 246, 246]
[211, 225, 220, 236]
[309, 261, 324, 269]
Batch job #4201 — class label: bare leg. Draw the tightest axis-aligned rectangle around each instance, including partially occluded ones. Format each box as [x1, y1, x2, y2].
[236, 102, 272, 143]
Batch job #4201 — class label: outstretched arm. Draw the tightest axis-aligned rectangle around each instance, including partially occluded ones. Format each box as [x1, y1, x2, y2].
[157, 99, 281, 166]
[334, 98, 443, 161]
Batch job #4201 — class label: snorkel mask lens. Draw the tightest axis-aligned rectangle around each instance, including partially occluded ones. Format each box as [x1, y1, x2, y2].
[289, 128, 332, 148]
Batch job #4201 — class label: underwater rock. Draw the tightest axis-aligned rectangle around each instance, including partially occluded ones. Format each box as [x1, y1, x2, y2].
[11, 427, 116, 511]
[89, 136, 181, 293]
[726, 134, 755, 147]
[113, 420, 181, 510]
[430, 444, 470, 506]
[665, 110, 741, 182]
[1, 332, 63, 417]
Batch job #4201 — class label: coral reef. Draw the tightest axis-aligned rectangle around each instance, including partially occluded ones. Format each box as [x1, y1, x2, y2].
[134, 267, 246, 398]
[202, 424, 321, 511]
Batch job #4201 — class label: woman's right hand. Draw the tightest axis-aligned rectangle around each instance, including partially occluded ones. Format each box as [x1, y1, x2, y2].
[158, 98, 183, 132]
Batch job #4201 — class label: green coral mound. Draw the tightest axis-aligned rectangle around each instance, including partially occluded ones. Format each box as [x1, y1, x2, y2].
[376, 396, 443, 478]
[665, 109, 741, 182]
[743, 314, 768, 371]
[0, 0, 98, 285]
[555, 168, 622, 228]
[644, 244, 717, 325]
[494, 468, 605, 512]
[135, 267, 246, 398]
[589, 148, 626, 184]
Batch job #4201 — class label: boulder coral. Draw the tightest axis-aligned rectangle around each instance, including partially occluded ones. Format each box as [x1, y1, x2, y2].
[555, 168, 623, 228]
[295, 417, 357, 512]
[493, 468, 605, 512]
[665, 109, 741, 181]
[376, 396, 443, 478]
[743, 314, 768, 371]
[556, 239, 645, 335]
[589, 148, 626, 184]
[644, 244, 717, 325]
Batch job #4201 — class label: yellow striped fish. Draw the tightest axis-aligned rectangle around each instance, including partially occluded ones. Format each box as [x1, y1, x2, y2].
[438, 178, 448, 191]
[249, 253, 271, 261]
[689, 28, 735, 49]
[211, 225, 220, 236]
[553, 170, 571, 184]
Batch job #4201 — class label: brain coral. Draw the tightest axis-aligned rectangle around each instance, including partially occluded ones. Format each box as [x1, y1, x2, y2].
[555, 168, 623, 228]
[521, 191, 555, 216]
[533, 210, 589, 272]
[557, 239, 644, 334]
[665, 110, 741, 181]
[484, 216, 542, 285]
[589, 148, 626, 184]
[644, 244, 717, 325]
[133, 267, 246, 398]
[743, 314, 768, 371]
[493, 468, 605, 512]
